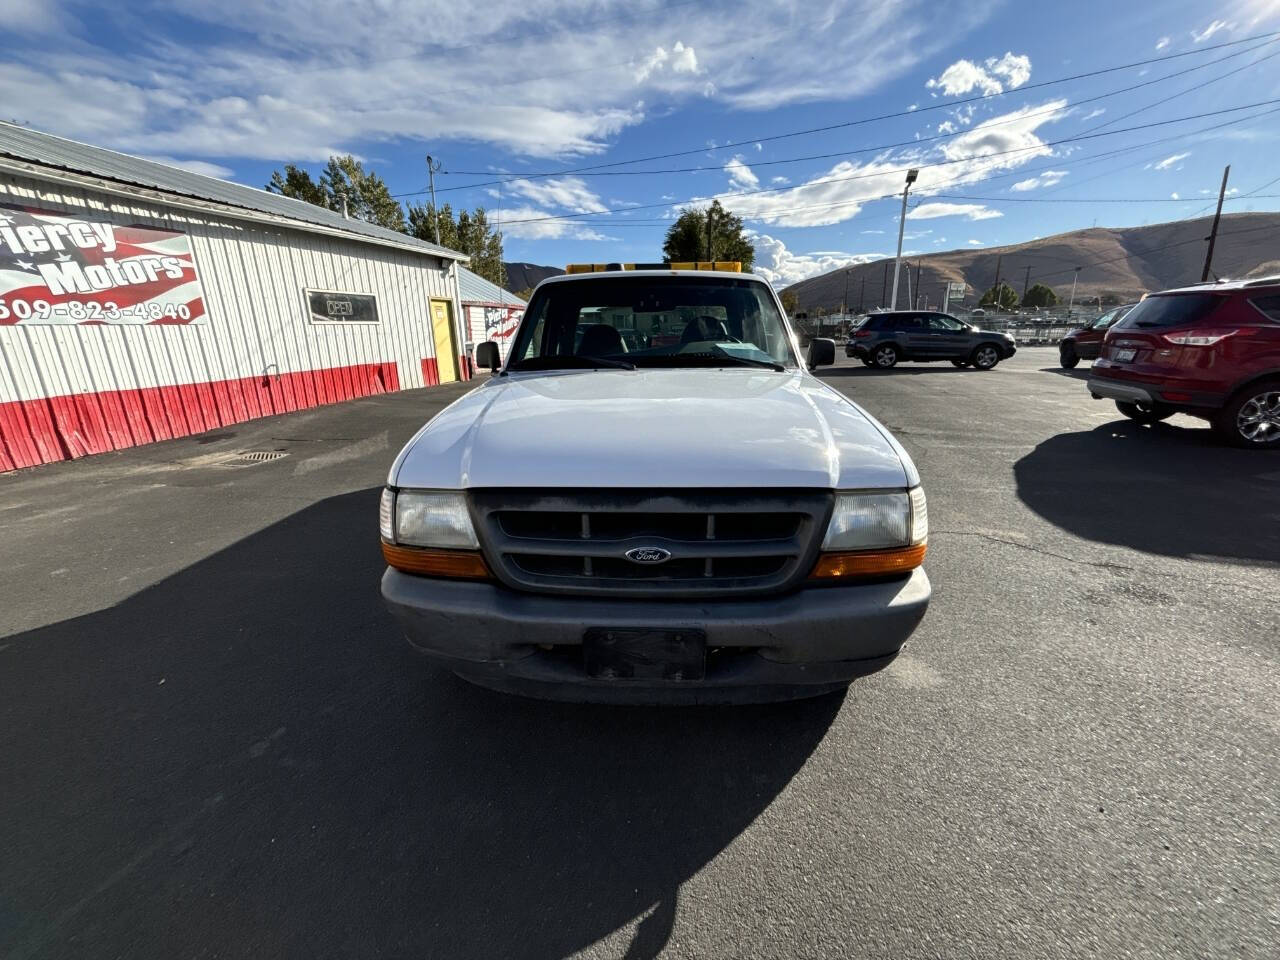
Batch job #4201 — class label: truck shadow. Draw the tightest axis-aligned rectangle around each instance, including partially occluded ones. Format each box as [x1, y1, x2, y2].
[1014, 420, 1280, 564]
[0, 488, 840, 960]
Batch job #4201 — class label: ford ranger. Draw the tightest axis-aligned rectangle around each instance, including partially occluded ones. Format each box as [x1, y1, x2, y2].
[380, 264, 930, 703]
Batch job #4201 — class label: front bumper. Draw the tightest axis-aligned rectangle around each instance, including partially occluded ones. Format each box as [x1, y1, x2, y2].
[382, 567, 930, 701]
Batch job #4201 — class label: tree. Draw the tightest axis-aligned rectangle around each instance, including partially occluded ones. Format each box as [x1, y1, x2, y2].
[408, 203, 507, 288]
[662, 200, 755, 271]
[1021, 283, 1060, 309]
[513, 287, 536, 301]
[979, 282, 1019, 311]
[266, 155, 405, 232]
[780, 288, 798, 316]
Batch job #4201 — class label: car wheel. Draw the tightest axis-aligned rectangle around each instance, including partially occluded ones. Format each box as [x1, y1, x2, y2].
[872, 344, 899, 369]
[970, 344, 1001, 370]
[1215, 379, 1280, 449]
[1115, 400, 1174, 424]
[1059, 344, 1079, 369]
[950, 359, 969, 368]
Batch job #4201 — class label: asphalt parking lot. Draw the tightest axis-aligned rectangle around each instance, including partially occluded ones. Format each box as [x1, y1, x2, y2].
[2, 349, 1277, 960]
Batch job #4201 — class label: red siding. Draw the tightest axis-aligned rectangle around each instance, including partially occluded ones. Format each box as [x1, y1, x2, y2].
[0, 361, 405, 471]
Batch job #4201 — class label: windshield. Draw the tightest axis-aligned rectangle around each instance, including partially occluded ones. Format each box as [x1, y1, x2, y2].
[507, 275, 797, 370]
[1115, 293, 1224, 329]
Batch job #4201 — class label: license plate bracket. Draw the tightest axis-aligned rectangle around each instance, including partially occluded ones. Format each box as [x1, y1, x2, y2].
[583, 628, 707, 681]
[1113, 348, 1136, 362]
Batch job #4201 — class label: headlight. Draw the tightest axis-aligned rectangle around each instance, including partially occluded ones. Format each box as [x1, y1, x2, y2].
[380, 488, 489, 580]
[811, 487, 927, 580]
[389, 490, 479, 548]
[822, 489, 926, 550]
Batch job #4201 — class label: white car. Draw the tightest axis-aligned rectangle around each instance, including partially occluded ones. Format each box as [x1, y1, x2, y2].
[380, 264, 930, 703]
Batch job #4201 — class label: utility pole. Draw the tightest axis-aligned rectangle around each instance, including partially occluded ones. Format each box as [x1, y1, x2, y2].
[843, 270, 851, 318]
[1201, 164, 1230, 283]
[1068, 267, 1081, 315]
[992, 253, 1003, 313]
[890, 168, 919, 310]
[914, 261, 923, 309]
[858, 276, 866, 312]
[882, 261, 889, 308]
[425, 155, 443, 244]
[1023, 265, 1032, 303]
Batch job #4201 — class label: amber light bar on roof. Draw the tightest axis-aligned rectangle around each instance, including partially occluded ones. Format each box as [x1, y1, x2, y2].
[564, 262, 743, 274]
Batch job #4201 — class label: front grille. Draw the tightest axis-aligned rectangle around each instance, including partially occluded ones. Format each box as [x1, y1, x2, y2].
[470, 489, 832, 598]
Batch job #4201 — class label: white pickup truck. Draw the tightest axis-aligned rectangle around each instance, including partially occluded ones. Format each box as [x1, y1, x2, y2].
[380, 265, 930, 703]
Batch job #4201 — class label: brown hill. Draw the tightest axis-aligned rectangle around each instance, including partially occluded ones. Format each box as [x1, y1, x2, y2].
[782, 212, 1280, 313]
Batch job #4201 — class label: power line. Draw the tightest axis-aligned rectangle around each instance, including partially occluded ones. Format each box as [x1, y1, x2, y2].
[435, 28, 1280, 188]
[486, 99, 1280, 226]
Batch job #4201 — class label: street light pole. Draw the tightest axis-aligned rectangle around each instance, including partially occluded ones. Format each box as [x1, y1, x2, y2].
[890, 168, 919, 310]
[1067, 267, 1080, 315]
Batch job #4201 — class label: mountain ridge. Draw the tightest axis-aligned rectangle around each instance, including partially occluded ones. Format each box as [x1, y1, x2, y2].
[781, 212, 1280, 313]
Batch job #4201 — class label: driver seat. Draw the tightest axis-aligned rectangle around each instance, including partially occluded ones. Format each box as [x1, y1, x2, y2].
[681, 316, 730, 343]
[577, 323, 627, 356]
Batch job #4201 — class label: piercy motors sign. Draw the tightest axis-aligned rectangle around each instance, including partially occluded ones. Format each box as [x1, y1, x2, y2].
[0, 204, 207, 324]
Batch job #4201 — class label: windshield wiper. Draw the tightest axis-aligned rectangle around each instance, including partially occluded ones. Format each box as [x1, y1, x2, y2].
[650, 351, 786, 371]
[507, 355, 635, 372]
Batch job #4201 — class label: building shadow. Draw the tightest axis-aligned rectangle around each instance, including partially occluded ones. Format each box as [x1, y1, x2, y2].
[1013, 420, 1280, 564]
[0, 488, 840, 960]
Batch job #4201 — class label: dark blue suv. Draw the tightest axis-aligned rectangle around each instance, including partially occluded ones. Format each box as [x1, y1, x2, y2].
[846, 311, 1017, 370]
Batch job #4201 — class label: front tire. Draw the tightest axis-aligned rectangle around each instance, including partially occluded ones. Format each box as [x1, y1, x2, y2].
[1059, 343, 1079, 369]
[872, 344, 899, 369]
[971, 344, 1001, 370]
[1215, 379, 1280, 448]
[1115, 400, 1174, 424]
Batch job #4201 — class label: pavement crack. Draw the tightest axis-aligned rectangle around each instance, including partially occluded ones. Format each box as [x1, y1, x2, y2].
[933, 529, 1134, 572]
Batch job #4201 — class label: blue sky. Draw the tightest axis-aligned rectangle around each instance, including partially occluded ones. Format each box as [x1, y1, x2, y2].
[3, 0, 1280, 285]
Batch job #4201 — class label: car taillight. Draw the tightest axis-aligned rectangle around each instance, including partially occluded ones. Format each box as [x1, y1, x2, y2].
[1163, 330, 1237, 346]
[852, 330, 873, 338]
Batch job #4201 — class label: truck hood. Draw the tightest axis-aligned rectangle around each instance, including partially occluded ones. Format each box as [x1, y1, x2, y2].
[390, 369, 917, 490]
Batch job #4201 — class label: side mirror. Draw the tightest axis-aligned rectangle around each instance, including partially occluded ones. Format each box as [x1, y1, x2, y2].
[475, 341, 501, 372]
[807, 337, 836, 370]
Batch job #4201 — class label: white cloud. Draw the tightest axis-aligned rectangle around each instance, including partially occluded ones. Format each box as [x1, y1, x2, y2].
[926, 51, 1032, 96]
[968, 239, 985, 245]
[749, 232, 881, 286]
[138, 155, 234, 178]
[1192, 20, 1231, 43]
[724, 155, 760, 190]
[937, 120, 957, 135]
[1010, 169, 1067, 191]
[709, 99, 1064, 228]
[636, 40, 700, 82]
[1081, 107, 1106, 121]
[1153, 152, 1190, 170]
[933, 237, 947, 244]
[908, 103, 918, 111]
[908, 202, 1003, 220]
[754, 142, 763, 152]
[1171, 192, 1180, 200]
[770, 175, 790, 185]
[506, 176, 608, 213]
[1156, 36, 1171, 50]
[861, 229, 886, 234]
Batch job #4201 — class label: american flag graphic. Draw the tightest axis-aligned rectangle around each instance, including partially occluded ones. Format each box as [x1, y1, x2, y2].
[0, 203, 207, 325]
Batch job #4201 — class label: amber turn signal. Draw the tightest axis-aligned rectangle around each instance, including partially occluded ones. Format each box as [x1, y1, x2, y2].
[808, 543, 927, 580]
[381, 543, 491, 579]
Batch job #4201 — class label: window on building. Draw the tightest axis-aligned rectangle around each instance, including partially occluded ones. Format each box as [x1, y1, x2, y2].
[306, 289, 379, 324]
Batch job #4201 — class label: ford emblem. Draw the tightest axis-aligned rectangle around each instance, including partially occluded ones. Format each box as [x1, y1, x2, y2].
[625, 547, 672, 564]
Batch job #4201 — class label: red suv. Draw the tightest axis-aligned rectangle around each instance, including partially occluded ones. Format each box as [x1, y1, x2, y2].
[1087, 277, 1280, 448]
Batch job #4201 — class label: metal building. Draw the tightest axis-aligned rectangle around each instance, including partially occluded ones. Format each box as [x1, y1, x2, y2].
[0, 122, 471, 470]
[457, 267, 526, 369]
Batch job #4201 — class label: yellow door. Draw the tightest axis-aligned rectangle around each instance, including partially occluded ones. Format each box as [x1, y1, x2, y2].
[430, 299, 459, 383]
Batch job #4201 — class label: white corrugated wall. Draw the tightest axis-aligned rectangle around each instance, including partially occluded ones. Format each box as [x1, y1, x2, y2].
[0, 170, 467, 468]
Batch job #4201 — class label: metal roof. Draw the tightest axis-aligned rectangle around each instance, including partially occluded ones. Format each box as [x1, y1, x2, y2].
[0, 121, 466, 261]
[458, 267, 525, 306]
